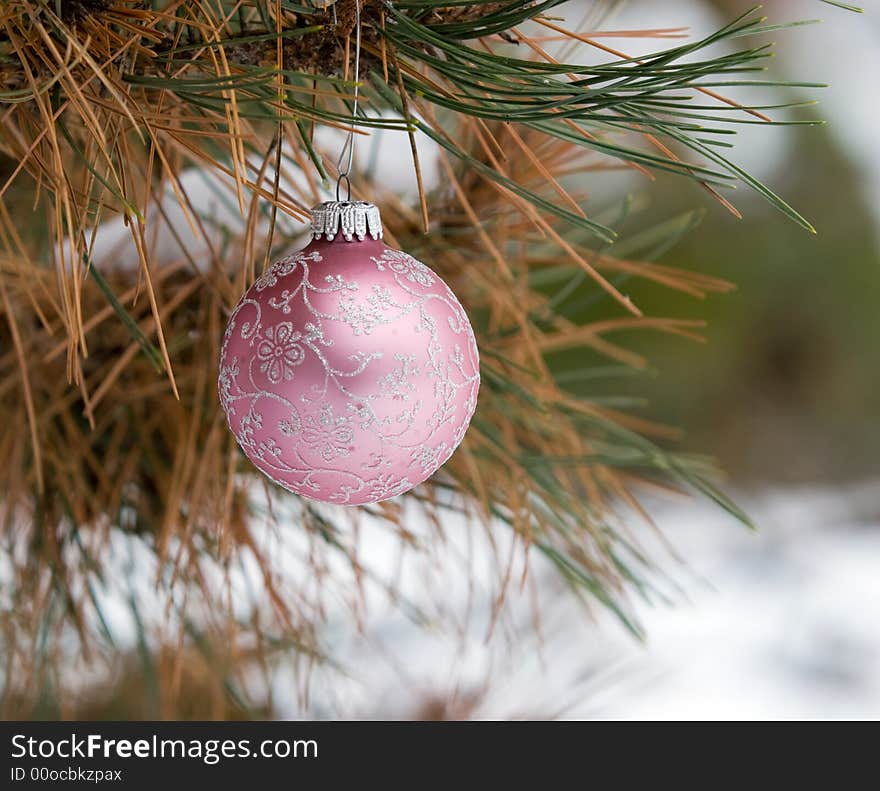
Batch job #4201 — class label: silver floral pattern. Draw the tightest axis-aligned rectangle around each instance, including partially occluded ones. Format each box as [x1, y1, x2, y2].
[219, 241, 480, 505]
[371, 247, 436, 287]
[256, 322, 306, 383]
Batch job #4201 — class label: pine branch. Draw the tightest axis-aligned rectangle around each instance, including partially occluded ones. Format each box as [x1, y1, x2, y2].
[0, 1, 861, 712]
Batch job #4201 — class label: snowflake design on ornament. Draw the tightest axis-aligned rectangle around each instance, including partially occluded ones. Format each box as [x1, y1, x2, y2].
[321, 273, 358, 292]
[257, 436, 284, 462]
[268, 289, 295, 314]
[336, 286, 396, 336]
[378, 353, 419, 401]
[254, 272, 279, 292]
[278, 411, 301, 437]
[371, 248, 436, 288]
[217, 358, 240, 417]
[367, 474, 413, 501]
[410, 442, 449, 474]
[254, 250, 321, 291]
[238, 402, 264, 451]
[256, 321, 306, 383]
[301, 404, 355, 462]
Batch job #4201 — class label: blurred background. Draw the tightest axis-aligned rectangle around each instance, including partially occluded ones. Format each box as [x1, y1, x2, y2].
[615, 0, 880, 486]
[609, 0, 880, 718]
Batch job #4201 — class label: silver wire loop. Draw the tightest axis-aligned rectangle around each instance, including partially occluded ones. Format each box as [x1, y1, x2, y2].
[336, 173, 352, 203]
[335, 0, 361, 201]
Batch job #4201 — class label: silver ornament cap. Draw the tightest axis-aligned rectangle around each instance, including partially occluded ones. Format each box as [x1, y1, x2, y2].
[310, 200, 383, 242]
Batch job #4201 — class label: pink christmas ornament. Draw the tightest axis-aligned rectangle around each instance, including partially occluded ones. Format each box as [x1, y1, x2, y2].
[218, 201, 480, 505]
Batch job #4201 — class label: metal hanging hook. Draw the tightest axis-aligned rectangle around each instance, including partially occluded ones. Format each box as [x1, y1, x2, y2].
[336, 173, 352, 202]
[335, 0, 361, 203]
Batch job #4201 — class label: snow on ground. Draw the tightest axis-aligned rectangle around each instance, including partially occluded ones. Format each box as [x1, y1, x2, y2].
[57, 480, 880, 719]
[298, 484, 880, 720]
